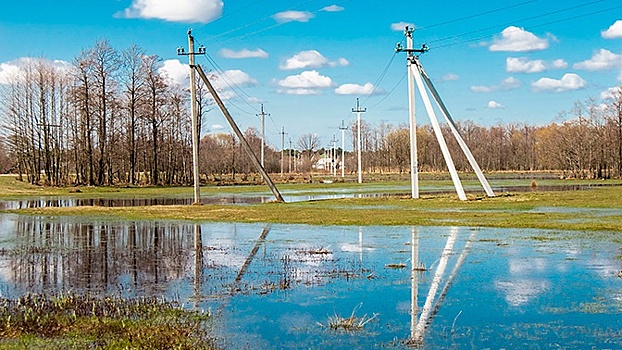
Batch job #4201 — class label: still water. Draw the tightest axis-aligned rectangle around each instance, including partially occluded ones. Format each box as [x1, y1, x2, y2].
[0, 215, 620, 349]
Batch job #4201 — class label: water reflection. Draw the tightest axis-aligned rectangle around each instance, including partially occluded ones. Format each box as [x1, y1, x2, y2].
[0, 217, 620, 349]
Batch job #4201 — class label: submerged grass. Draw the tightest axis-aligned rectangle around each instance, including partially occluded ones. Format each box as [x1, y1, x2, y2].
[0, 293, 216, 350]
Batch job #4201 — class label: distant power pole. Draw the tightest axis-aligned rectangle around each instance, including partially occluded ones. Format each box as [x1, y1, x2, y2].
[257, 104, 269, 167]
[280, 127, 286, 176]
[330, 134, 338, 176]
[339, 120, 347, 178]
[288, 137, 292, 173]
[352, 98, 366, 184]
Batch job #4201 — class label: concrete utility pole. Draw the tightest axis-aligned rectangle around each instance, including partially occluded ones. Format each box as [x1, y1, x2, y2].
[257, 104, 269, 167]
[280, 127, 286, 176]
[352, 98, 366, 184]
[339, 120, 347, 178]
[177, 29, 205, 205]
[406, 27, 419, 199]
[330, 135, 338, 176]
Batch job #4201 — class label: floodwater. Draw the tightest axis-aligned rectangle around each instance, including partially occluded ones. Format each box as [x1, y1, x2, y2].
[1, 182, 620, 210]
[0, 216, 620, 349]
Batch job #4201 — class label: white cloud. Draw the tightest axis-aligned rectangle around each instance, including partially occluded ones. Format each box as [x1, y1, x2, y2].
[506, 57, 546, 73]
[602, 20, 622, 39]
[488, 100, 505, 109]
[600, 86, 621, 100]
[321, 5, 344, 12]
[277, 70, 332, 89]
[219, 48, 269, 59]
[470, 76, 521, 92]
[391, 22, 415, 32]
[212, 69, 257, 90]
[551, 59, 568, 69]
[119, 0, 223, 23]
[280, 50, 348, 70]
[335, 82, 383, 95]
[0, 58, 71, 85]
[159, 59, 189, 86]
[441, 73, 459, 81]
[489, 26, 549, 52]
[277, 88, 322, 95]
[532, 73, 586, 92]
[272, 10, 314, 23]
[573, 49, 622, 71]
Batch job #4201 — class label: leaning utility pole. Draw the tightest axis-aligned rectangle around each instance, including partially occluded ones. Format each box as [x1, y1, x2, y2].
[352, 98, 366, 184]
[177, 29, 205, 205]
[257, 104, 269, 167]
[339, 120, 347, 178]
[193, 64, 285, 202]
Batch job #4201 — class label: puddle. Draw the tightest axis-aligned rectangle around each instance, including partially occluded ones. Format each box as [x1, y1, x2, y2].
[0, 217, 620, 348]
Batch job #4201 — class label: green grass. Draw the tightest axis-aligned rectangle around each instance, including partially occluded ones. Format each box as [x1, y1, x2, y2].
[0, 294, 216, 350]
[2, 174, 622, 232]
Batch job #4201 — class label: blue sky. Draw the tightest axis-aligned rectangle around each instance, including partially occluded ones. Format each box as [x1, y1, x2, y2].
[1, 0, 621, 148]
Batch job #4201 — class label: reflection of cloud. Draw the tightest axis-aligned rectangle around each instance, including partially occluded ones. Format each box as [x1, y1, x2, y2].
[340, 243, 375, 253]
[495, 279, 550, 306]
[508, 258, 546, 274]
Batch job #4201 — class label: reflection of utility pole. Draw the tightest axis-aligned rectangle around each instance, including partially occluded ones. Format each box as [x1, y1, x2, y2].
[339, 120, 347, 178]
[410, 226, 419, 341]
[177, 30, 206, 205]
[193, 224, 203, 307]
[257, 104, 269, 167]
[352, 98, 366, 184]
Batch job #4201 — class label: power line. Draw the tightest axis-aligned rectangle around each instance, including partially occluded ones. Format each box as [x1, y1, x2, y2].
[428, 0, 613, 46]
[433, 3, 622, 50]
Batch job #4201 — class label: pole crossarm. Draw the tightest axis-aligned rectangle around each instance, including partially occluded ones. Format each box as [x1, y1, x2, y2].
[193, 64, 285, 203]
[395, 26, 494, 200]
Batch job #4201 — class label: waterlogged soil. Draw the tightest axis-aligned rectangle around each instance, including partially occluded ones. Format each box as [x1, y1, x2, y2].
[0, 216, 620, 349]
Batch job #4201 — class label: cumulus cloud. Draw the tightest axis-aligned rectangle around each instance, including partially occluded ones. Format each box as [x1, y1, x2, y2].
[506, 57, 569, 73]
[441, 73, 459, 81]
[219, 48, 269, 59]
[118, 0, 223, 23]
[600, 86, 620, 100]
[280, 50, 348, 70]
[470, 76, 521, 92]
[276, 70, 332, 95]
[212, 69, 257, 90]
[272, 10, 314, 23]
[551, 59, 568, 69]
[0, 58, 71, 85]
[532, 73, 586, 92]
[489, 26, 549, 52]
[506, 57, 545, 73]
[487, 100, 504, 109]
[573, 49, 622, 71]
[159, 59, 189, 86]
[321, 5, 344, 12]
[391, 21, 415, 32]
[602, 20, 622, 39]
[335, 82, 383, 95]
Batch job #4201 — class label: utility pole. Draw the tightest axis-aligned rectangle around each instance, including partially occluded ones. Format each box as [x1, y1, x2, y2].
[339, 120, 347, 178]
[288, 137, 292, 173]
[280, 127, 286, 176]
[330, 134, 338, 176]
[406, 27, 419, 199]
[352, 98, 366, 184]
[177, 29, 205, 205]
[257, 104, 269, 167]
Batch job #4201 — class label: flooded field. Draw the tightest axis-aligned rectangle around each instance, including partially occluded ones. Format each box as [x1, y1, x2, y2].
[0, 215, 620, 348]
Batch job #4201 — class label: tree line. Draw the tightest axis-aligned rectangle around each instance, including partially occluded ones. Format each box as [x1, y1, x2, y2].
[0, 39, 621, 184]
